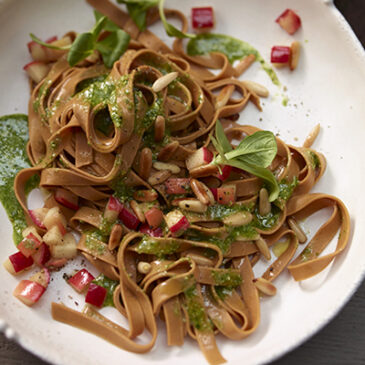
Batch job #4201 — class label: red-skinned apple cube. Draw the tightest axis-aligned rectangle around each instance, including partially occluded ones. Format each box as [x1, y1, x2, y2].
[68, 269, 95, 293]
[46, 258, 67, 270]
[119, 207, 140, 230]
[216, 165, 232, 181]
[217, 185, 236, 205]
[4, 252, 34, 275]
[165, 210, 190, 237]
[32, 243, 51, 267]
[55, 188, 79, 211]
[29, 208, 48, 229]
[23, 61, 50, 83]
[13, 280, 46, 306]
[18, 233, 42, 258]
[271, 46, 291, 64]
[104, 196, 123, 222]
[43, 207, 67, 231]
[145, 207, 163, 229]
[30, 268, 50, 288]
[85, 283, 107, 308]
[185, 147, 213, 171]
[275, 9, 301, 35]
[192, 7, 214, 30]
[165, 178, 191, 195]
[27, 41, 48, 61]
[139, 224, 163, 237]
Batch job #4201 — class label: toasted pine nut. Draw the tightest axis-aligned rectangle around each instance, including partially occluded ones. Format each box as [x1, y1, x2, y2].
[133, 189, 158, 202]
[137, 261, 152, 274]
[130, 200, 145, 223]
[234, 54, 256, 77]
[148, 170, 171, 185]
[108, 224, 123, 250]
[303, 123, 320, 148]
[255, 236, 271, 260]
[157, 141, 179, 161]
[154, 115, 165, 142]
[178, 199, 207, 213]
[288, 217, 307, 243]
[259, 188, 271, 216]
[222, 211, 253, 226]
[139, 148, 152, 180]
[290, 41, 300, 71]
[215, 85, 235, 109]
[153, 161, 181, 174]
[253, 277, 277, 296]
[190, 179, 211, 205]
[190, 164, 219, 178]
[152, 72, 178, 92]
[242, 80, 269, 98]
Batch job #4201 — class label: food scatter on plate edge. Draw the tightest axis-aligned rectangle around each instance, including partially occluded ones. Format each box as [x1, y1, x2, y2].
[0, 1, 350, 364]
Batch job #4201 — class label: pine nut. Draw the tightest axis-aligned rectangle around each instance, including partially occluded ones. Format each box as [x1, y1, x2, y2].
[148, 170, 171, 185]
[222, 211, 253, 226]
[242, 80, 269, 98]
[137, 261, 152, 274]
[153, 161, 181, 174]
[133, 189, 158, 202]
[303, 123, 320, 148]
[234, 54, 256, 77]
[178, 199, 207, 213]
[290, 41, 300, 71]
[215, 85, 235, 109]
[154, 115, 165, 142]
[288, 217, 307, 243]
[259, 188, 271, 216]
[190, 164, 219, 178]
[190, 179, 213, 205]
[253, 277, 277, 296]
[130, 200, 145, 223]
[152, 72, 178, 92]
[139, 147, 152, 180]
[255, 236, 271, 260]
[157, 141, 179, 161]
[108, 224, 123, 250]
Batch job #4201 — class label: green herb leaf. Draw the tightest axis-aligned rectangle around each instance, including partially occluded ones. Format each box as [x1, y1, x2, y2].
[215, 120, 232, 154]
[91, 15, 108, 40]
[158, 0, 195, 39]
[224, 130, 277, 167]
[29, 33, 71, 50]
[67, 32, 95, 67]
[94, 11, 120, 32]
[96, 29, 130, 68]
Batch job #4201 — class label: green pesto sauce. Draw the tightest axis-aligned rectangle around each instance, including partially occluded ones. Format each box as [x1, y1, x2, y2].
[252, 205, 281, 231]
[92, 274, 118, 307]
[207, 202, 253, 220]
[215, 286, 234, 301]
[308, 151, 321, 169]
[0, 114, 40, 244]
[75, 75, 108, 94]
[85, 229, 107, 255]
[111, 175, 134, 202]
[301, 246, 313, 262]
[274, 177, 299, 209]
[187, 33, 280, 86]
[184, 285, 212, 332]
[136, 236, 179, 258]
[211, 270, 242, 287]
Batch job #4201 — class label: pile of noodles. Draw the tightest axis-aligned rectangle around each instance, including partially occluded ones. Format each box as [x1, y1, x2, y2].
[14, 0, 350, 363]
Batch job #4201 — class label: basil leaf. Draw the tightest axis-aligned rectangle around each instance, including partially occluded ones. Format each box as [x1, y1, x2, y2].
[215, 120, 232, 154]
[91, 15, 107, 40]
[67, 32, 95, 67]
[29, 33, 70, 50]
[158, 0, 195, 39]
[224, 131, 277, 168]
[95, 29, 130, 68]
[224, 158, 279, 202]
[94, 11, 120, 32]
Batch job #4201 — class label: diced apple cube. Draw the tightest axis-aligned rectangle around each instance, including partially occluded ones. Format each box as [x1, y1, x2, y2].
[3, 252, 34, 275]
[13, 280, 46, 306]
[32, 243, 51, 267]
[139, 223, 163, 237]
[216, 165, 232, 181]
[165, 210, 190, 237]
[191, 7, 215, 31]
[185, 147, 213, 171]
[43, 225, 64, 246]
[18, 233, 42, 258]
[145, 207, 163, 229]
[43, 207, 67, 232]
[275, 9, 302, 35]
[27, 41, 48, 61]
[119, 207, 140, 230]
[22, 226, 42, 242]
[85, 283, 107, 308]
[50, 233, 77, 259]
[23, 61, 50, 83]
[217, 185, 236, 205]
[68, 269, 95, 293]
[104, 196, 123, 222]
[29, 268, 50, 288]
[271, 46, 291, 64]
[46, 258, 68, 269]
[165, 178, 191, 195]
[29, 208, 48, 229]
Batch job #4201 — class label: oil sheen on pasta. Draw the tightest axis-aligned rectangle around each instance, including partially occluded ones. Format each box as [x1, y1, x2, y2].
[0, 114, 39, 244]
[186, 33, 280, 86]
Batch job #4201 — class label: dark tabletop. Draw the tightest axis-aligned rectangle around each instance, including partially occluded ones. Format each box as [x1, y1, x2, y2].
[1, 0, 365, 364]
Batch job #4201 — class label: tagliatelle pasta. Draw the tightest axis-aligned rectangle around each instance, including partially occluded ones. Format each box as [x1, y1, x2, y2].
[9, 1, 350, 364]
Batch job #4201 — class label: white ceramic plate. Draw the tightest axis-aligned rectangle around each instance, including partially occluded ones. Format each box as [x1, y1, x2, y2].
[0, 0, 364, 364]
